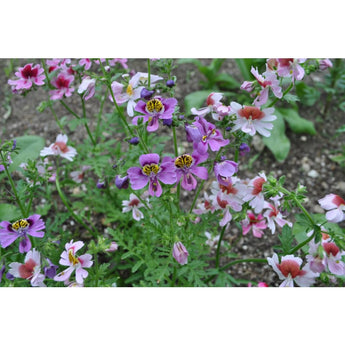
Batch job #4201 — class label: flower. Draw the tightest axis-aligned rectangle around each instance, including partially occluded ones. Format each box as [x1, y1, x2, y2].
[230, 102, 277, 137]
[242, 172, 267, 213]
[8, 63, 45, 91]
[172, 242, 189, 265]
[70, 165, 91, 183]
[166, 79, 175, 87]
[140, 88, 155, 100]
[239, 143, 250, 156]
[241, 211, 267, 238]
[132, 96, 177, 132]
[43, 258, 59, 279]
[0, 263, 6, 283]
[127, 153, 176, 197]
[109, 72, 163, 117]
[54, 240, 93, 285]
[247, 281, 268, 287]
[78, 77, 96, 101]
[79, 58, 92, 70]
[49, 73, 74, 100]
[115, 175, 129, 189]
[40, 134, 77, 161]
[122, 193, 146, 221]
[213, 160, 238, 186]
[318, 194, 345, 223]
[190, 92, 223, 117]
[173, 151, 208, 191]
[8, 249, 46, 287]
[240, 81, 254, 93]
[205, 231, 221, 249]
[190, 117, 229, 154]
[250, 66, 282, 106]
[0, 214, 45, 253]
[105, 242, 119, 252]
[276, 58, 306, 82]
[319, 59, 333, 71]
[267, 253, 319, 287]
[128, 137, 140, 145]
[96, 180, 106, 189]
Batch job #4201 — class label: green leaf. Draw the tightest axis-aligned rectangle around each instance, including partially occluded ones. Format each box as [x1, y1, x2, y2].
[8, 135, 45, 173]
[177, 58, 203, 69]
[295, 82, 320, 106]
[0, 203, 21, 222]
[214, 73, 240, 90]
[262, 110, 291, 162]
[184, 90, 213, 114]
[279, 225, 295, 255]
[131, 260, 144, 273]
[278, 107, 316, 135]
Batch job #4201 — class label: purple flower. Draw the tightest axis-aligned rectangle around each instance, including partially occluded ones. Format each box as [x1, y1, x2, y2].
[132, 96, 177, 132]
[0, 263, 5, 283]
[173, 151, 208, 191]
[140, 88, 154, 100]
[127, 153, 176, 197]
[166, 79, 175, 87]
[115, 175, 129, 189]
[191, 117, 230, 154]
[239, 143, 250, 156]
[78, 77, 96, 101]
[214, 160, 238, 186]
[172, 242, 189, 265]
[0, 214, 45, 253]
[96, 180, 106, 189]
[44, 258, 59, 279]
[128, 137, 140, 145]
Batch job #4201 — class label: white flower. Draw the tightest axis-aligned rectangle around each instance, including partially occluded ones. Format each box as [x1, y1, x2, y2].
[40, 134, 77, 161]
[122, 193, 146, 221]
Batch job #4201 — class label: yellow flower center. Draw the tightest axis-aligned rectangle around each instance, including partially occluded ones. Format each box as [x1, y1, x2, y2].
[126, 84, 134, 96]
[145, 99, 163, 113]
[12, 219, 29, 231]
[142, 163, 160, 176]
[175, 154, 193, 169]
[68, 249, 80, 266]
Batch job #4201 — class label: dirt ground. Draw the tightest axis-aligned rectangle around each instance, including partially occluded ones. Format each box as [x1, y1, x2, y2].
[1, 58, 345, 286]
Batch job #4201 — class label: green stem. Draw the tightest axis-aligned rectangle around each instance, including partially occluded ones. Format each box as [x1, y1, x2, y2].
[266, 82, 294, 108]
[289, 230, 316, 255]
[80, 96, 96, 146]
[55, 169, 98, 238]
[147, 59, 151, 88]
[26, 176, 38, 216]
[60, 100, 80, 120]
[0, 150, 26, 218]
[172, 126, 180, 209]
[95, 92, 107, 141]
[215, 226, 226, 268]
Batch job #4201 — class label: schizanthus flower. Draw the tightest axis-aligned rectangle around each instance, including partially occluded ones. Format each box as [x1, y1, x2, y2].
[318, 194, 345, 223]
[8, 63, 45, 91]
[8, 249, 46, 287]
[0, 214, 45, 253]
[49, 73, 74, 100]
[191, 92, 223, 118]
[241, 211, 267, 238]
[172, 242, 189, 265]
[122, 193, 147, 221]
[54, 240, 93, 285]
[127, 153, 176, 197]
[78, 77, 96, 101]
[40, 134, 77, 161]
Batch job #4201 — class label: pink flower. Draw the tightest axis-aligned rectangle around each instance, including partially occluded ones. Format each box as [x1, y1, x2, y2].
[213, 160, 238, 186]
[267, 253, 319, 287]
[242, 172, 267, 213]
[172, 242, 189, 265]
[250, 66, 282, 106]
[8, 63, 45, 91]
[247, 281, 268, 287]
[318, 194, 345, 223]
[8, 248, 46, 287]
[241, 211, 267, 238]
[54, 240, 93, 285]
[230, 102, 277, 137]
[191, 92, 223, 118]
[319, 59, 333, 71]
[49, 73, 74, 100]
[127, 153, 176, 197]
[79, 58, 92, 70]
[205, 231, 221, 249]
[40, 134, 77, 161]
[78, 77, 96, 101]
[276, 58, 306, 82]
[70, 165, 91, 183]
[122, 193, 146, 221]
[105, 242, 119, 253]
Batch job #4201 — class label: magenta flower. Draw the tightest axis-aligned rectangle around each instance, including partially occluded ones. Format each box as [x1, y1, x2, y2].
[213, 160, 238, 186]
[319, 59, 333, 71]
[230, 102, 276, 137]
[276, 58, 306, 82]
[8, 249, 46, 287]
[133, 97, 177, 132]
[79, 58, 92, 70]
[0, 215, 45, 253]
[49, 73, 74, 100]
[190, 116, 229, 154]
[173, 151, 208, 191]
[8, 63, 45, 91]
[241, 211, 267, 238]
[127, 153, 176, 197]
[318, 194, 345, 223]
[54, 240, 93, 285]
[172, 242, 189, 265]
[250, 66, 282, 106]
[267, 253, 319, 287]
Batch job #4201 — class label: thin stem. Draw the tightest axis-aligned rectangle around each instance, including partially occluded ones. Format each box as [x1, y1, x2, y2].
[60, 100, 80, 120]
[95, 92, 107, 141]
[266, 82, 294, 108]
[147, 59, 151, 88]
[172, 126, 180, 209]
[289, 230, 316, 255]
[215, 226, 226, 268]
[0, 150, 26, 217]
[26, 176, 38, 216]
[80, 96, 96, 146]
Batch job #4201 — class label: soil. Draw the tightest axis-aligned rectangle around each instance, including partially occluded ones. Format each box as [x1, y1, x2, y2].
[1, 58, 345, 287]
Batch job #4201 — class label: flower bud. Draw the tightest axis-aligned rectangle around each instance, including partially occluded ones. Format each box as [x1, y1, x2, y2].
[96, 180, 106, 189]
[11, 139, 17, 151]
[240, 81, 254, 92]
[225, 126, 232, 131]
[163, 118, 173, 127]
[115, 175, 129, 189]
[166, 79, 175, 88]
[105, 241, 119, 252]
[128, 137, 140, 145]
[140, 88, 154, 100]
[44, 259, 58, 279]
[319, 59, 333, 71]
[239, 143, 250, 156]
[172, 242, 189, 265]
